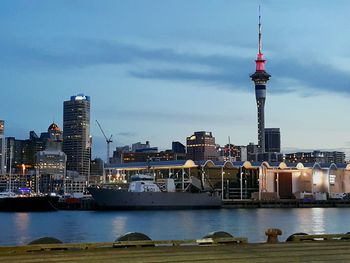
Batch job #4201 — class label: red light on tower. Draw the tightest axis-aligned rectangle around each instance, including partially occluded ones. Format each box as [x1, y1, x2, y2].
[256, 53, 266, 72]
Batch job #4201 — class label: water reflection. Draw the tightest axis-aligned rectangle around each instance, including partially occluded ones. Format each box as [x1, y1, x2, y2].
[14, 213, 30, 244]
[15, 213, 29, 232]
[311, 208, 325, 234]
[112, 215, 127, 236]
[1, 208, 350, 245]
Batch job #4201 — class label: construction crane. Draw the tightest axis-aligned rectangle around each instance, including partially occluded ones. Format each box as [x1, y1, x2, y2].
[96, 120, 113, 165]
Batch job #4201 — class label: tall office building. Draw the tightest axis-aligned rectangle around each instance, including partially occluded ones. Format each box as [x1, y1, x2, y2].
[63, 94, 91, 177]
[186, 131, 217, 161]
[0, 120, 4, 174]
[41, 122, 63, 150]
[250, 10, 271, 154]
[131, 141, 150, 152]
[4, 125, 63, 173]
[172, 141, 186, 154]
[219, 144, 247, 162]
[265, 128, 281, 153]
[5, 131, 44, 171]
[36, 123, 66, 193]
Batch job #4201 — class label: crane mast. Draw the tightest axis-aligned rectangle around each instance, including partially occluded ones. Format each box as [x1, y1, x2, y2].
[96, 120, 113, 165]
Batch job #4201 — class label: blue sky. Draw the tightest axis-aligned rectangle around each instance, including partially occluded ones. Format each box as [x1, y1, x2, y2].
[1, 0, 350, 159]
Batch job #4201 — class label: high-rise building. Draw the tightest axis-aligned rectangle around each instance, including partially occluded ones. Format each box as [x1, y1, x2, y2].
[5, 131, 45, 171]
[36, 150, 66, 193]
[0, 120, 5, 174]
[5, 124, 64, 173]
[90, 158, 104, 184]
[40, 122, 63, 151]
[247, 142, 258, 155]
[110, 146, 130, 164]
[186, 131, 217, 161]
[265, 128, 281, 153]
[250, 11, 271, 154]
[36, 123, 66, 194]
[131, 141, 150, 152]
[329, 151, 346, 163]
[63, 94, 91, 177]
[218, 144, 248, 162]
[172, 141, 186, 154]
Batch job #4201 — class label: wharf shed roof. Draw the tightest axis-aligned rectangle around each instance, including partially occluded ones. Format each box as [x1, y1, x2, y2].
[213, 161, 236, 169]
[285, 162, 302, 168]
[196, 160, 216, 168]
[251, 162, 266, 168]
[105, 159, 350, 171]
[336, 163, 347, 169]
[106, 160, 197, 171]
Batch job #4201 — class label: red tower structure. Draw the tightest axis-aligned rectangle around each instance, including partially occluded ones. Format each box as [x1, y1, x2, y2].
[250, 7, 271, 154]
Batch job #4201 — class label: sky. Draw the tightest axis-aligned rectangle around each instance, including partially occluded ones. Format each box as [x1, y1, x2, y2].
[1, 0, 350, 160]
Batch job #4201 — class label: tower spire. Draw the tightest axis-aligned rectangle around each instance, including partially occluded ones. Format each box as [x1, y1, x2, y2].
[255, 5, 266, 72]
[258, 5, 262, 54]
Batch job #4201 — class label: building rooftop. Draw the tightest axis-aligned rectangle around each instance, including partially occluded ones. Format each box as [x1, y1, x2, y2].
[48, 122, 61, 132]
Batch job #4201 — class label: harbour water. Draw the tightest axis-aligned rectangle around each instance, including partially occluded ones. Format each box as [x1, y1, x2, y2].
[1, 208, 350, 246]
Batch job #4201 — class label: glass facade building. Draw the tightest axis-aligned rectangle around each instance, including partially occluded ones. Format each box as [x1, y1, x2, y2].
[63, 94, 91, 177]
[264, 128, 281, 153]
[186, 131, 218, 161]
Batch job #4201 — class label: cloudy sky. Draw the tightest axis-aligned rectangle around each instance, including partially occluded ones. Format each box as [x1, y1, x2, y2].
[1, 0, 350, 159]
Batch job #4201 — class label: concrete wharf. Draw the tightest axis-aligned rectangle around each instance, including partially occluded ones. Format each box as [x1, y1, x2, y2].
[222, 199, 350, 208]
[58, 198, 350, 210]
[2, 235, 350, 262]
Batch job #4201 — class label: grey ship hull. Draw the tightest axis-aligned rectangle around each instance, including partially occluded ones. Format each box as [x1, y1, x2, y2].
[88, 188, 222, 210]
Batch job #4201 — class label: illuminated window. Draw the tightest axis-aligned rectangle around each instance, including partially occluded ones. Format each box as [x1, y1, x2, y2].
[329, 174, 336, 185]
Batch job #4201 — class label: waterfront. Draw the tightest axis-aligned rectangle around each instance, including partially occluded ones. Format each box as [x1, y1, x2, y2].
[1, 208, 350, 246]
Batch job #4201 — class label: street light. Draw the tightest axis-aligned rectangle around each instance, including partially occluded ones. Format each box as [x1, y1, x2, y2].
[240, 166, 243, 200]
[221, 169, 225, 201]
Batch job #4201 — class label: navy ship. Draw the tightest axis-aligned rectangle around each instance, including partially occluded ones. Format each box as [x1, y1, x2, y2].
[88, 174, 222, 210]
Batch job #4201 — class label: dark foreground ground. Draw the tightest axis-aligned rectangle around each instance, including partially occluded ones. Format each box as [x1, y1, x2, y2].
[1, 241, 350, 263]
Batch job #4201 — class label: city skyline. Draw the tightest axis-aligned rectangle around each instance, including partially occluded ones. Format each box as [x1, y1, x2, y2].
[1, 1, 350, 158]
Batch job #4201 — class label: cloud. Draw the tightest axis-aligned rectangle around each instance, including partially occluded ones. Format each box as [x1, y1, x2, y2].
[2, 38, 350, 96]
[111, 109, 251, 127]
[269, 59, 350, 96]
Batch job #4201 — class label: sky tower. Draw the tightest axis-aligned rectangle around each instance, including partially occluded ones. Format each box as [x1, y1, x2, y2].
[250, 7, 271, 154]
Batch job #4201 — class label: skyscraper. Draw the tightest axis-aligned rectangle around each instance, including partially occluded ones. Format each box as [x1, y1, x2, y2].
[63, 94, 91, 177]
[186, 131, 217, 161]
[36, 122, 66, 194]
[0, 120, 5, 174]
[265, 128, 281, 153]
[250, 9, 271, 154]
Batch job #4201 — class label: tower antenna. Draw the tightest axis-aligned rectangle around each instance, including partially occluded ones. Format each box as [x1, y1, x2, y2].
[258, 5, 262, 54]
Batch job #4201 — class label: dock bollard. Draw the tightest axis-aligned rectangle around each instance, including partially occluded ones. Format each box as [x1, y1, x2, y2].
[265, 228, 282, 243]
[28, 237, 63, 245]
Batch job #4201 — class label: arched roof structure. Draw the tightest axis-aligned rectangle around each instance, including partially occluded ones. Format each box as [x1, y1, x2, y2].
[202, 160, 216, 168]
[329, 163, 338, 171]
